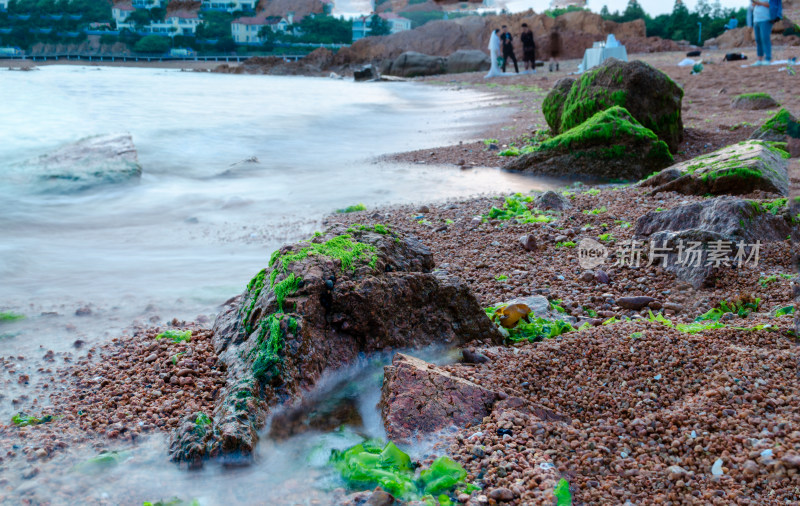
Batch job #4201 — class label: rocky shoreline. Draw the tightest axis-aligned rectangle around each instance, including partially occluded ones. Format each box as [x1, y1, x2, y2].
[1, 53, 799, 505]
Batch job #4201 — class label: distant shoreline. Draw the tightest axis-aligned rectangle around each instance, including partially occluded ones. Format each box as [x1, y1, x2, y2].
[1, 58, 224, 70]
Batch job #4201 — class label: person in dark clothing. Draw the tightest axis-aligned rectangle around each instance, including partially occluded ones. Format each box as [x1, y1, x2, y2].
[548, 28, 561, 72]
[500, 25, 519, 74]
[520, 23, 536, 73]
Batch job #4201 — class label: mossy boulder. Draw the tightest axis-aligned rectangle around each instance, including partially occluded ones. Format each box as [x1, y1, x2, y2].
[641, 140, 789, 197]
[731, 92, 779, 111]
[542, 77, 575, 135]
[169, 225, 501, 467]
[543, 58, 684, 151]
[751, 108, 799, 142]
[504, 106, 673, 180]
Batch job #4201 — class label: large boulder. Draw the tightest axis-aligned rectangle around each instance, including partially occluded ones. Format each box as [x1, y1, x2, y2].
[445, 49, 490, 74]
[169, 225, 501, 467]
[380, 353, 499, 443]
[751, 108, 799, 142]
[504, 106, 673, 180]
[383, 51, 446, 77]
[635, 197, 794, 287]
[18, 133, 141, 192]
[545, 58, 684, 151]
[542, 77, 575, 135]
[641, 140, 789, 197]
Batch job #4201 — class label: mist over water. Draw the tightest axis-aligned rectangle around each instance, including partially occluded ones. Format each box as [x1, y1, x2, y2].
[0, 66, 562, 503]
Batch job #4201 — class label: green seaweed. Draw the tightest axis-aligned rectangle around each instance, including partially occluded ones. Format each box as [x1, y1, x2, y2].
[494, 274, 509, 281]
[735, 92, 774, 102]
[329, 441, 473, 500]
[0, 312, 24, 322]
[756, 108, 794, 135]
[554, 478, 572, 506]
[252, 313, 293, 382]
[555, 241, 576, 248]
[336, 203, 367, 214]
[484, 193, 554, 223]
[194, 412, 212, 436]
[695, 299, 760, 321]
[583, 206, 607, 215]
[142, 499, 199, 506]
[759, 273, 796, 286]
[73, 451, 131, 474]
[775, 306, 794, 317]
[597, 233, 615, 242]
[155, 330, 191, 343]
[11, 413, 55, 427]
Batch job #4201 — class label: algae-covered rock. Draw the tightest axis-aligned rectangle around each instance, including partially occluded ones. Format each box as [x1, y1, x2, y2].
[550, 58, 684, 151]
[169, 225, 501, 466]
[731, 92, 779, 111]
[542, 77, 575, 135]
[641, 140, 789, 196]
[751, 108, 799, 142]
[504, 106, 673, 181]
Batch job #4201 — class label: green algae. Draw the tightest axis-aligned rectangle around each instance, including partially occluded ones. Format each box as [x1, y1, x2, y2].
[555, 478, 572, 505]
[485, 194, 554, 223]
[252, 313, 293, 382]
[537, 106, 672, 163]
[155, 329, 191, 343]
[12, 413, 55, 427]
[555, 241, 576, 248]
[486, 305, 574, 343]
[271, 234, 378, 275]
[73, 450, 131, 474]
[735, 92, 774, 102]
[336, 203, 367, 213]
[329, 440, 474, 501]
[0, 312, 24, 322]
[194, 412, 212, 436]
[142, 499, 199, 506]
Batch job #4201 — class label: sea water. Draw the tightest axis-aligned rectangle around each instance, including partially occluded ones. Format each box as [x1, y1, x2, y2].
[0, 65, 560, 503]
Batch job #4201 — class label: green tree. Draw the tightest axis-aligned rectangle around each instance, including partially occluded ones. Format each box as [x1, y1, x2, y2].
[196, 11, 233, 39]
[368, 14, 391, 36]
[215, 35, 236, 52]
[294, 14, 352, 44]
[128, 9, 152, 28]
[133, 34, 170, 53]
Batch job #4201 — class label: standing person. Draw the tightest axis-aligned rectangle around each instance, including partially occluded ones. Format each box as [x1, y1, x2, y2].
[485, 29, 503, 78]
[752, 0, 773, 65]
[520, 23, 536, 74]
[548, 27, 561, 72]
[500, 25, 519, 74]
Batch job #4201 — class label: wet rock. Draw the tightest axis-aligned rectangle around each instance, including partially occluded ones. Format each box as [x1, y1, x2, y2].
[75, 307, 92, 316]
[353, 65, 377, 82]
[617, 296, 655, 310]
[518, 234, 537, 252]
[544, 58, 684, 151]
[462, 348, 489, 364]
[534, 190, 572, 211]
[365, 488, 397, 506]
[505, 107, 673, 181]
[641, 140, 789, 196]
[170, 226, 501, 465]
[542, 77, 575, 135]
[18, 133, 142, 193]
[380, 353, 499, 443]
[663, 302, 684, 313]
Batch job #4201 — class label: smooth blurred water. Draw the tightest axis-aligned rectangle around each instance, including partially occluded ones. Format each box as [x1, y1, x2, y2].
[0, 65, 563, 504]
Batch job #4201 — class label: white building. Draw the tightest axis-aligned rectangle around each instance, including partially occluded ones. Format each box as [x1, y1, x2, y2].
[550, 0, 587, 8]
[231, 15, 270, 44]
[201, 0, 257, 13]
[132, 0, 164, 8]
[112, 1, 136, 30]
[379, 13, 411, 34]
[352, 12, 412, 42]
[146, 9, 202, 36]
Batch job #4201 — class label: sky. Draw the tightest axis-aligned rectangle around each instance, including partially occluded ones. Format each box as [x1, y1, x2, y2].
[499, 0, 750, 17]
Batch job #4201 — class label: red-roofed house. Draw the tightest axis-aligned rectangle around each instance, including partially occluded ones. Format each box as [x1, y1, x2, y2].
[146, 7, 202, 36]
[112, 1, 136, 30]
[231, 14, 272, 44]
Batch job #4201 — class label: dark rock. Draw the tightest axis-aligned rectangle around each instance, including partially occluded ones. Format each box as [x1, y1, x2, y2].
[518, 234, 537, 251]
[488, 486, 515, 502]
[366, 488, 397, 506]
[534, 190, 572, 211]
[635, 197, 792, 287]
[595, 270, 610, 284]
[445, 49, 490, 74]
[380, 353, 499, 443]
[169, 226, 500, 465]
[731, 93, 779, 110]
[383, 51, 445, 77]
[580, 270, 595, 283]
[617, 296, 655, 310]
[353, 65, 377, 82]
[505, 106, 673, 180]
[546, 58, 684, 151]
[641, 140, 789, 196]
[75, 307, 92, 316]
[462, 348, 489, 364]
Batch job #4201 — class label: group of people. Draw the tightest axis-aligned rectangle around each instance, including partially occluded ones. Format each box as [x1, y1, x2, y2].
[750, 0, 783, 66]
[487, 24, 559, 78]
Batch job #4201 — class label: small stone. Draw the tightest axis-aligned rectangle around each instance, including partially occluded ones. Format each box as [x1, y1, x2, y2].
[580, 270, 595, 283]
[366, 488, 396, 506]
[663, 302, 684, 313]
[595, 270, 610, 284]
[144, 354, 158, 364]
[711, 458, 724, 476]
[75, 307, 92, 316]
[617, 296, 655, 310]
[742, 460, 760, 477]
[519, 234, 537, 252]
[488, 487, 514, 502]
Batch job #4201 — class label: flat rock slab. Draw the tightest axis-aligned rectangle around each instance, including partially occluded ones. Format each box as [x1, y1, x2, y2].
[380, 353, 499, 443]
[641, 140, 789, 196]
[731, 93, 779, 110]
[617, 296, 655, 310]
